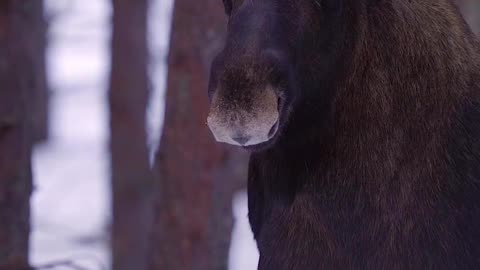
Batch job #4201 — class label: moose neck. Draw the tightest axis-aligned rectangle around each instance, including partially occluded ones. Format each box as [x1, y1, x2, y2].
[262, 0, 480, 183]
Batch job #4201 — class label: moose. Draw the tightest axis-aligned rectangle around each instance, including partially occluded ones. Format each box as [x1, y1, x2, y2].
[207, 0, 480, 269]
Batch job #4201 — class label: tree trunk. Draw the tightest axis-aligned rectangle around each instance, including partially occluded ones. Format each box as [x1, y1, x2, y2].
[109, 1, 153, 270]
[149, 1, 248, 269]
[0, 1, 34, 269]
[30, 0, 48, 143]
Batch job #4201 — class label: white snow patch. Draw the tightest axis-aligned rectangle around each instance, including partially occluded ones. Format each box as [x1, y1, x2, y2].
[30, 0, 111, 268]
[229, 192, 260, 270]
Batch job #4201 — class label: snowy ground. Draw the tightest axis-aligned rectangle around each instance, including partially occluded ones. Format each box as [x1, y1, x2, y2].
[30, 0, 258, 269]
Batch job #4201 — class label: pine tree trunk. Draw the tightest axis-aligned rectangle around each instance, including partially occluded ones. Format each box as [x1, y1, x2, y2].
[0, 1, 34, 269]
[149, 1, 248, 269]
[109, 1, 153, 270]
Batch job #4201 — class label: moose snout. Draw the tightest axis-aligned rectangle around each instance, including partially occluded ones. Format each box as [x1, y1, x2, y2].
[207, 86, 279, 147]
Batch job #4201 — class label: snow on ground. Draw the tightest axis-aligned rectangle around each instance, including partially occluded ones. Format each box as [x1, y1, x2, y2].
[229, 192, 260, 270]
[30, 0, 258, 269]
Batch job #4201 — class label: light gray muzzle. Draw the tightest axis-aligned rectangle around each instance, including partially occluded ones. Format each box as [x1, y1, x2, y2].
[207, 86, 279, 147]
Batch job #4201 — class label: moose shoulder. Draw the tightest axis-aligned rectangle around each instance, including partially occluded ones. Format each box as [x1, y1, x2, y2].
[207, 0, 480, 269]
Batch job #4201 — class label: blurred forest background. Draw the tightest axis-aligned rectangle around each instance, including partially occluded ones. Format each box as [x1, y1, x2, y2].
[0, 0, 479, 270]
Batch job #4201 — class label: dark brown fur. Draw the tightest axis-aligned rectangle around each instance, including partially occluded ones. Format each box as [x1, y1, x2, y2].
[210, 0, 480, 269]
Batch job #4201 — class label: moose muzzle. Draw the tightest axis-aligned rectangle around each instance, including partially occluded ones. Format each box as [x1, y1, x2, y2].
[207, 85, 279, 147]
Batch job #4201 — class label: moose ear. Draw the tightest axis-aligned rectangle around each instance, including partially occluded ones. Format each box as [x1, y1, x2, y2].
[223, 0, 232, 15]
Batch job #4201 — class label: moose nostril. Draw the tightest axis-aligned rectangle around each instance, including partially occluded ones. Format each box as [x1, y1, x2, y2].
[232, 135, 251, 145]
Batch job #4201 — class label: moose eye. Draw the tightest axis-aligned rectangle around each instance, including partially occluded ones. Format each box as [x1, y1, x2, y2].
[223, 0, 232, 15]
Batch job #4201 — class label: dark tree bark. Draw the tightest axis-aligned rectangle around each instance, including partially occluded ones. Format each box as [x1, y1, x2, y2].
[0, 1, 34, 269]
[30, 0, 48, 143]
[109, 1, 153, 270]
[149, 1, 248, 269]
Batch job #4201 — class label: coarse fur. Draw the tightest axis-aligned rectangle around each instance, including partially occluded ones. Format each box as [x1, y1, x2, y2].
[209, 0, 480, 269]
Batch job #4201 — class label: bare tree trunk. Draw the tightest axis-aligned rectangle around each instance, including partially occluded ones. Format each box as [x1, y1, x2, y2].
[30, 0, 48, 143]
[109, 1, 153, 270]
[0, 1, 34, 269]
[149, 1, 248, 269]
